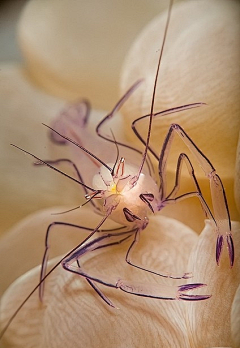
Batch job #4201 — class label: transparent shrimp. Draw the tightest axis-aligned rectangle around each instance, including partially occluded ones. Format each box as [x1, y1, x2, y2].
[0, 0, 234, 340]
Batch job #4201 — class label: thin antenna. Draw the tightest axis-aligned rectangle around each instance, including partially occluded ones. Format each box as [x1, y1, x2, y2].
[11, 144, 98, 192]
[110, 129, 120, 176]
[43, 124, 112, 172]
[136, 0, 174, 180]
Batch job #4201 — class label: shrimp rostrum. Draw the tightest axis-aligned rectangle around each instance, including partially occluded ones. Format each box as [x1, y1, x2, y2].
[1, 0, 234, 338]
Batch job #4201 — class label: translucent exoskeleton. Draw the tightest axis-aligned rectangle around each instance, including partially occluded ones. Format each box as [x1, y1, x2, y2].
[0, 0, 234, 339]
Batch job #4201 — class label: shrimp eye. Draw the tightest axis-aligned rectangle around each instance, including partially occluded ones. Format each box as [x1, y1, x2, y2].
[139, 193, 154, 213]
[123, 207, 141, 222]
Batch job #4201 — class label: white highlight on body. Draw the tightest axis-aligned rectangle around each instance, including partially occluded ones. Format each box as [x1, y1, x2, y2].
[92, 161, 160, 226]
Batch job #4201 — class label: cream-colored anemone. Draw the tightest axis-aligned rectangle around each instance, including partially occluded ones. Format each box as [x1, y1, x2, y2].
[235, 131, 240, 213]
[0, 212, 239, 347]
[17, 0, 169, 110]
[120, 0, 240, 232]
[1, 0, 240, 347]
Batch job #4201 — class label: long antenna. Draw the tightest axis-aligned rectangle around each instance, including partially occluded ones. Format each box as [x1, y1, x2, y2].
[43, 124, 112, 172]
[136, 0, 174, 180]
[11, 144, 97, 192]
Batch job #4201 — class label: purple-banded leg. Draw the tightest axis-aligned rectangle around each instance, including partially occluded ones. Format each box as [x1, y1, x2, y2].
[96, 80, 143, 151]
[159, 123, 233, 267]
[62, 230, 210, 305]
[164, 153, 216, 222]
[39, 218, 128, 301]
[125, 230, 192, 280]
[116, 280, 211, 301]
[96, 80, 155, 177]
[131, 103, 204, 162]
[39, 221, 96, 301]
[62, 230, 135, 307]
[166, 153, 202, 200]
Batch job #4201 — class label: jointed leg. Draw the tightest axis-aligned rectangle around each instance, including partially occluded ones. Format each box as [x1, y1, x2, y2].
[159, 123, 233, 266]
[62, 231, 134, 306]
[166, 153, 202, 200]
[96, 81, 155, 176]
[62, 230, 211, 305]
[39, 221, 97, 300]
[125, 230, 192, 279]
[131, 103, 203, 162]
[39, 210, 119, 300]
[96, 81, 143, 154]
[164, 153, 216, 223]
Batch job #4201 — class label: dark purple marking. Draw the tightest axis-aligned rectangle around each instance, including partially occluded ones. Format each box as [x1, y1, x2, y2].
[178, 283, 211, 301]
[226, 234, 234, 268]
[123, 207, 141, 222]
[140, 193, 154, 213]
[216, 235, 224, 265]
[142, 193, 154, 202]
[179, 294, 211, 301]
[178, 283, 205, 292]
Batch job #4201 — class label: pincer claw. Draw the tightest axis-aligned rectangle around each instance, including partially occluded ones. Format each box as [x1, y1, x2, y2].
[216, 235, 224, 266]
[178, 283, 211, 301]
[226, 234, 234, 268]
[216, 234, 234, 268]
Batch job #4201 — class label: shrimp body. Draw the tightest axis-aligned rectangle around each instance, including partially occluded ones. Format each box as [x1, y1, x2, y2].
[92, 159, 160, 228]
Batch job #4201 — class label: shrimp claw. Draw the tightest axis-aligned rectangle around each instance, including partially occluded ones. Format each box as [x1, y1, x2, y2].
[216, 234, 234, 267]
[116, 279, 211, 301]
[177, 283, 211, 301]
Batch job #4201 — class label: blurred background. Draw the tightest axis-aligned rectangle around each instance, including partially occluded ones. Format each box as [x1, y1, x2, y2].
[0, 0, 27, 62]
